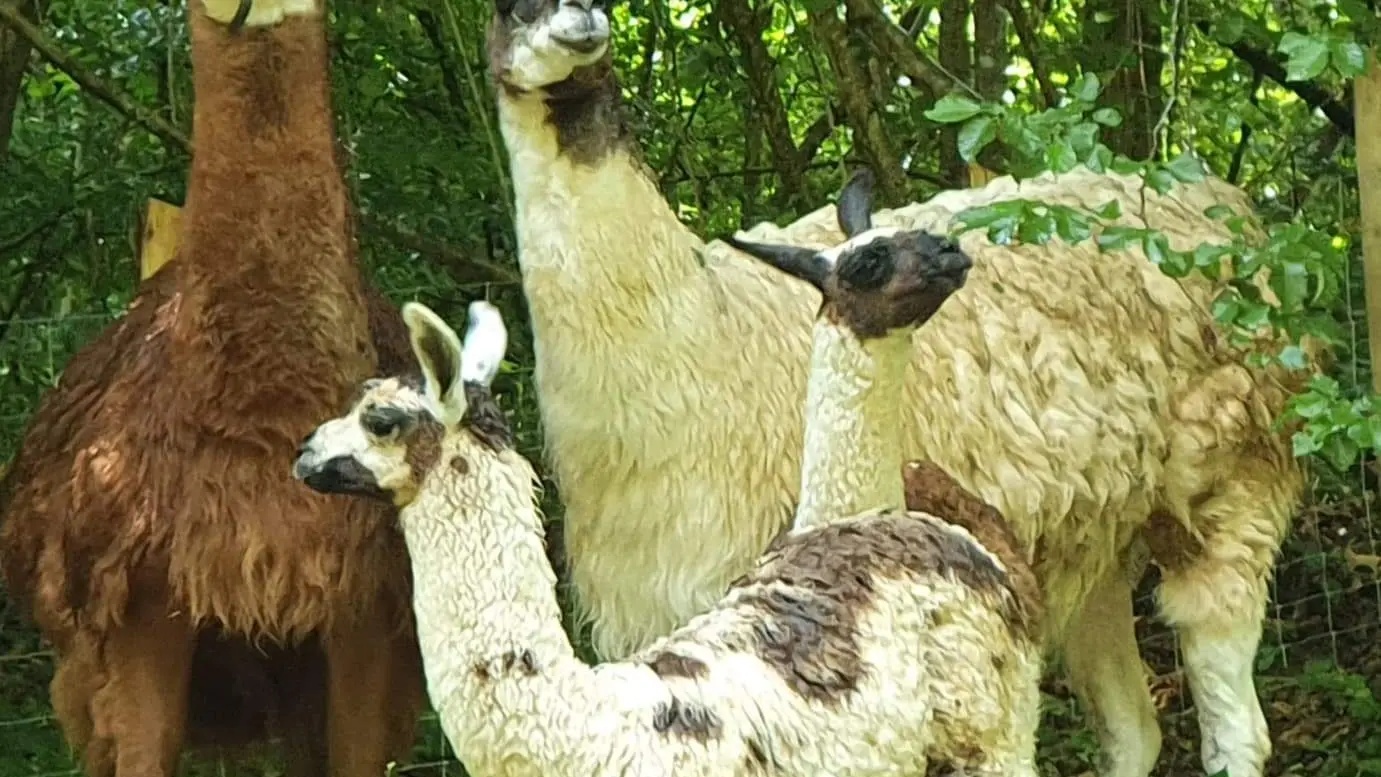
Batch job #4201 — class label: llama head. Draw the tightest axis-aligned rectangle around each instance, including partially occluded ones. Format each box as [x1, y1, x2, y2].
[199, 0, 320, 29]
[726, 169, 974, 339]
[292, 301, 511, 507]
[487, 0, 613, 92]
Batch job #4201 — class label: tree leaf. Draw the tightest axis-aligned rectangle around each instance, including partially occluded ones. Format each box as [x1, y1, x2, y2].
[1277, 32, 1331, 82]
[957, 116, 998, 162]
[1204, 204, 1236, 220]
[1085, 144, 1114, 173]
[1278, 345, 1308, 370]
[1068, 122, 1099, 157]
[1047, 138, 1078, 173]
[1164, 150, 1205, 183]
[1146, 167, 1177, 194]
[925, 94, 984, 124]
[1091, 107, 1122, 127]
[1330, 40, 1368, 77]
[1094, 199, 1122, 220]
[1070, 72, 1101, 102]
[1215, 13, 1246, 45]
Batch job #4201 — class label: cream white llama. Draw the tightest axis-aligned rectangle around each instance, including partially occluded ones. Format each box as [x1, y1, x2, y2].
[483, 2, 1304, 775]
[291, 222, 1044, 777]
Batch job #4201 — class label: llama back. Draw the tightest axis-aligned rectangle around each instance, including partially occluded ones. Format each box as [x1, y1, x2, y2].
[553, 168, 1307, 656]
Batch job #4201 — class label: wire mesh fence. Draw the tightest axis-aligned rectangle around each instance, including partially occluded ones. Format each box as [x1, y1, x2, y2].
[0, 287, 1379, 776]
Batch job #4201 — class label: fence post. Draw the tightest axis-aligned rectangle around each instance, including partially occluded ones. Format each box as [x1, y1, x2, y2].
[137, 197, 183, 280]
[1356, 52, 1381, 394]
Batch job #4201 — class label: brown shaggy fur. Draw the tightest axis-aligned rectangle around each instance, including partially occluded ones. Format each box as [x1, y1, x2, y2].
[0, 8, 424, 777]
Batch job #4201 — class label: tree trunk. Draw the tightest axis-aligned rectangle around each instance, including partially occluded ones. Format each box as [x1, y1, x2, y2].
[0, 0, 40, 161]
[938, 0, 972, 186]
[1084, 0, 1164, 159]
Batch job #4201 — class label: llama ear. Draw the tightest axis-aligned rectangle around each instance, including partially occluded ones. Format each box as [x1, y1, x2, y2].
[402, 302, 466, 425]
[837, 168, 875, 238]
[460, 301, 508, 390]
[725, 234, 831, 293]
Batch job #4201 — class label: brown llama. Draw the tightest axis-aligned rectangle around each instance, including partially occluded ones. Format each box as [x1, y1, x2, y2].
[0, 1, 425, 775]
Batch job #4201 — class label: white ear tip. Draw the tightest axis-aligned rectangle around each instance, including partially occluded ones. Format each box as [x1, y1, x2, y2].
[461, 301, 508, 386]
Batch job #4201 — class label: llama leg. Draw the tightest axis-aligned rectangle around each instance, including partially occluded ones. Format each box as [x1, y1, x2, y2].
[323, 619, 425, 777]
[1062, 567, 1161, 777]
[51, 635, 113, 777]
[89, 609, 196, 777]
[1151, 498, 1280, 777]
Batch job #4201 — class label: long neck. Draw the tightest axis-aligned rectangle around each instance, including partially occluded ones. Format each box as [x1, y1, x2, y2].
[400, 446, 591, 767]
[793, 321, 910, 531]
[179, 9, 374, 419]
[496, 74, 706, 341]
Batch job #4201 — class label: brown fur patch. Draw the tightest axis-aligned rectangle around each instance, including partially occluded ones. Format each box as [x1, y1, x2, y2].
[725, 507, 1015, 704]
[449, 456, 470, 475]
[462, 382, 513, 450]
[403, 418, 445, 480]
[901, 460, 1044, 638]
[745, 737, 779, 771]
[826, 233, 971, 340]
[0, 8, 425, 768]
[474, 649, 540, 681]
[1143, 508, 1200, 573]
[651, 696, 721, 740]
[645, 651, 708, 679]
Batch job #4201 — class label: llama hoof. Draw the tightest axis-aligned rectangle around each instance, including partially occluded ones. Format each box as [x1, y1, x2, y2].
[199, 0, 319, 28]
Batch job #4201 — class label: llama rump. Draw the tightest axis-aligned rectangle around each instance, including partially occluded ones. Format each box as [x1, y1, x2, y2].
[481, 2, 1314, 776]
[0, 0, 425, 774]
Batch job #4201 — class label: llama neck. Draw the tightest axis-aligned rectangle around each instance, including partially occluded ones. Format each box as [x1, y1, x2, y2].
[178, 10, 373, 414]
[496, 79, 706, 339]
[792, 321, 910, 531]
[399, 446, 591, 766]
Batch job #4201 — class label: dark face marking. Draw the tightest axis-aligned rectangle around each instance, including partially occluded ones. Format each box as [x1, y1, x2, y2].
[450, 456, 470, 475]
[825, 232, 973, 340]
[645, 651, 708, 679]
[724, 507, 1021, 705]
[651, 696, 721, 741]
[361, 404, 415, 439]
[402, 416, 445, 481]
[901, 460, 1043, 637]
[298, 455, 388, 502]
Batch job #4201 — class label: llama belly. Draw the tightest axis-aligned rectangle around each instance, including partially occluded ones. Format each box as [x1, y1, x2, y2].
[562, 468, 796, 659]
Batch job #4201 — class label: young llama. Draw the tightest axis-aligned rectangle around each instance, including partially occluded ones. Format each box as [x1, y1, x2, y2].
[291, 216, 1045, 776]
[0, 0, 424, 774]
[485, 2, 1308, 776]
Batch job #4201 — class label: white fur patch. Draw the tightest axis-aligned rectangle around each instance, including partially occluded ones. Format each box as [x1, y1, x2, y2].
[199, 0, 317, 27]
[502, 7, 611, 91]
[462, 301, 508, 388]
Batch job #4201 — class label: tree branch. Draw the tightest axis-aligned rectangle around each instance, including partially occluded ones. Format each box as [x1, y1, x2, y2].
[808, 4, 908, 204]
[0, 2, 518, 285]
[0, 0, 191, 153]
[998, 0, 1057, 107]
[1196, 21, 1354, 138]
[842, 0, 958, 97]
